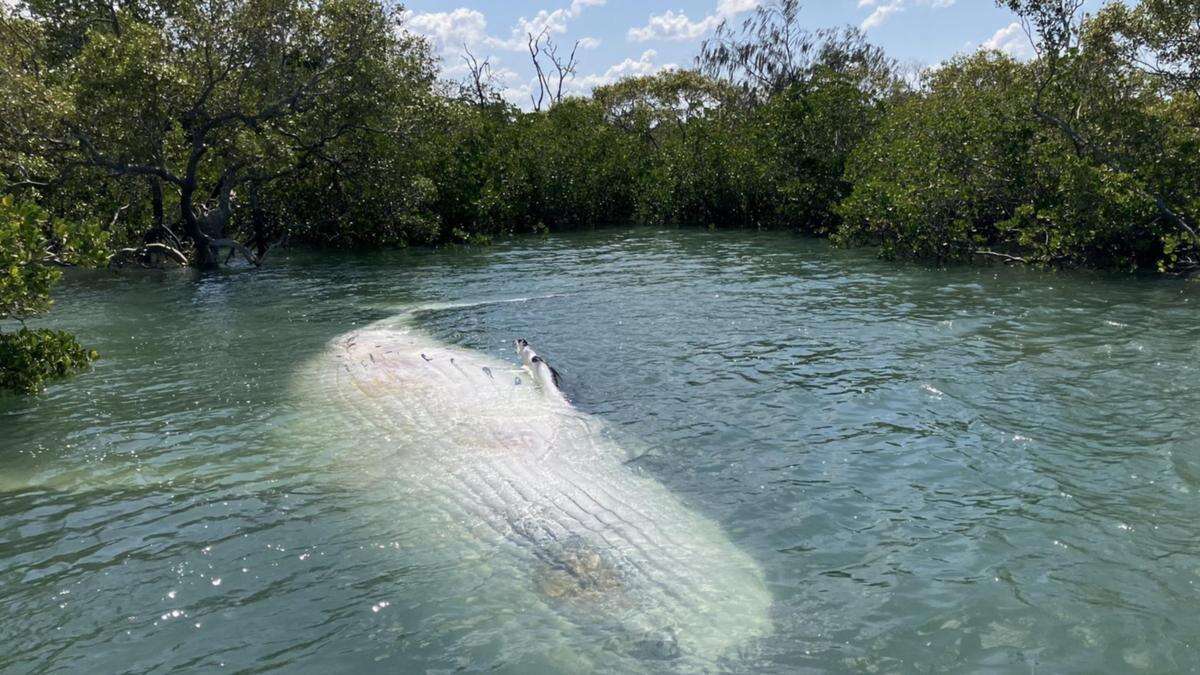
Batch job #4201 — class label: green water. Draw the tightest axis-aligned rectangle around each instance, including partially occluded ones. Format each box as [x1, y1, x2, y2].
[2, 228, 1199, 673]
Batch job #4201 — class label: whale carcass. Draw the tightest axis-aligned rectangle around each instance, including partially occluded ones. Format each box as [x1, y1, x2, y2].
[291, 312, 772, 670]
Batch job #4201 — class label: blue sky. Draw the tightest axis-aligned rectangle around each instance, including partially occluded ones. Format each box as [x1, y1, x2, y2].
[401, 0, 1038, 105]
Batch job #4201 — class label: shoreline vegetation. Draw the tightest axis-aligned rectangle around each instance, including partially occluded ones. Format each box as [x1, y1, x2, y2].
[1, 0, 1198, 392]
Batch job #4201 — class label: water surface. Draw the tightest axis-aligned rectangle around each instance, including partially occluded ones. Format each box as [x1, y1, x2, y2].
[2, 229, 1199, 672]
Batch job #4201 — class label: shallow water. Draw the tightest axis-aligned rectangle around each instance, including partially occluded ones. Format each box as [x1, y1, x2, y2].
[2, 228, 1199, 673]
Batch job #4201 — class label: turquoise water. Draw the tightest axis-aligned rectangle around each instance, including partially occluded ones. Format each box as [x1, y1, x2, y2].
[2, 228, 1199, 672]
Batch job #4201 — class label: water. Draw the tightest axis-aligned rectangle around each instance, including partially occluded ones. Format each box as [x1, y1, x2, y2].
[2, 228, 1199, 673]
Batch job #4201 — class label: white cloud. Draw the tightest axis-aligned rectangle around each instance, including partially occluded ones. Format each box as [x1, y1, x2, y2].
[406, 1, 607, 54]
[628, 10, 721, 42]
[716, 0, 760, 14]
[404, 8, 490, 50]
[982, 21, 1035, 59]
[628, 0, 760, 43]
[502, 82, 535, 107]
[404, 2, 613, 108]
[572, 50, 678, 90]
[858, 0, 956, 31]
[499, 0, 608, 50]
[570, 0, 605, 12]
[508, 48, 677, 106]
[861, 1, 903, 30]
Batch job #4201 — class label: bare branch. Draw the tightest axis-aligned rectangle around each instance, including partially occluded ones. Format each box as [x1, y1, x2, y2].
[976, 249, 1030, 265]
[71, 131, 184, 185]
[528, 30, 550, 112]
[543, 38, 577, 104]
[462, 44, 497, 108]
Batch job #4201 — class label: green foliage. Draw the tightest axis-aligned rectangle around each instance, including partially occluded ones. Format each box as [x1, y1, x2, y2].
[259, 5, 445, 249]
[0, 194, 58, 319]
[596, 71, 756, 227]
[634, 107, 770, 228]
[837, 42, 1200, 271]
[419, 95, 641, 238]
[0, 191, 105, 316]
[1012, 149, 1161, 269]
[2, 0, 1198, 278]
[698, 0, 897, 103]
[0, 192, 105, 394]
[513, 99, 640, 229]
[982, 0, 1200, 272]
[753, 69, 885, 233]
[0, 328, 97, 394]
[837, 53, 1038, 260]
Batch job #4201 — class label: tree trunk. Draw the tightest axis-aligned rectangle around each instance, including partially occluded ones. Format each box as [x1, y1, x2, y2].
[150, 177, 164, 230]
[250, 183, 269, 257]
[179, 181, 216, 269]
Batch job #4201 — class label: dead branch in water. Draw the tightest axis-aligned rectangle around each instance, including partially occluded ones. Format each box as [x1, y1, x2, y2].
[975, 249, 1030, 265]
[107, 243, 189, 269]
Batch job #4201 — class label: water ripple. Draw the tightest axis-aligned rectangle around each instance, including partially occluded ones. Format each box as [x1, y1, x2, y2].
[3, 229, 1199, 672]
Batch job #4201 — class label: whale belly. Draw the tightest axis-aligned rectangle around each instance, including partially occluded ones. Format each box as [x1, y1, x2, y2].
[291, 321, 772, 669]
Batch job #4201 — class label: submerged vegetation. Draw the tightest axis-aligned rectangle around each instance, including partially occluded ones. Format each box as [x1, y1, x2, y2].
[0, 0, 1198, 391]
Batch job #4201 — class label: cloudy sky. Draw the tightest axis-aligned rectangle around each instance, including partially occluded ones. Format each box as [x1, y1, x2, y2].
[401, 0, 1042, 105]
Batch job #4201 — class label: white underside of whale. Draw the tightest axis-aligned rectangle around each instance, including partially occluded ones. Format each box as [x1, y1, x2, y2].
[290, 311, 773, 671]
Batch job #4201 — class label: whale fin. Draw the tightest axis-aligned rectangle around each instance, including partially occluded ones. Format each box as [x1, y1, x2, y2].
[531, 355, 564, 391]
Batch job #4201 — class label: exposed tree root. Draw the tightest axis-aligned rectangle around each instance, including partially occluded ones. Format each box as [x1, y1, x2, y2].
[107, 243, 189, 269]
